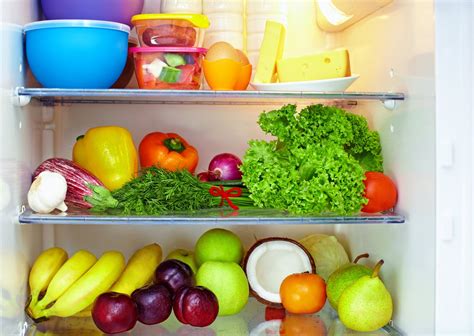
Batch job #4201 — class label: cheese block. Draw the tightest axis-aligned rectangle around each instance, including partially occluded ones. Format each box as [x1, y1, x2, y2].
[254, 21, 286, 83]
[277, 49, 351, 83]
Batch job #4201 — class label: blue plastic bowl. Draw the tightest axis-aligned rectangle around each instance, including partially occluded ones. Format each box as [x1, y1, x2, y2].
[24, 20, 130, 89]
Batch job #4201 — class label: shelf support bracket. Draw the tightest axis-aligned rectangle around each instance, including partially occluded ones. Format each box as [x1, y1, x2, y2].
[382, 99, 397, 110]
[11, 87, 31, 107]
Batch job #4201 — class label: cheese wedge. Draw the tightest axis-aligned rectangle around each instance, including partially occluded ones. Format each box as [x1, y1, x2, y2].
[254, 21, 286, 83]
[277, 49, 351, 83]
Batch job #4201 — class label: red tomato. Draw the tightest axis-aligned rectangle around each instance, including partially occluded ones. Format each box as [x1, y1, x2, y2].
[362, 172, 398, 213]
[265, 306, 286, 321]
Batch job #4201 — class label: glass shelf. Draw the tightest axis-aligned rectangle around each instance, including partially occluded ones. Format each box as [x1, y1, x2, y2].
[25, 298, 403, 336]
[16, 88, 405, 106]
[19, 207, 405, 225]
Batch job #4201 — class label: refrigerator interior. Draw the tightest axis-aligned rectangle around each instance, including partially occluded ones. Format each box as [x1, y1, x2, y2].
[0, 0, 472, 335]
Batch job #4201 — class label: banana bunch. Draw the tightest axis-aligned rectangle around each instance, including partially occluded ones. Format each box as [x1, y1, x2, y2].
[26, 243, 162, 320]
[75, 243, 162, 317]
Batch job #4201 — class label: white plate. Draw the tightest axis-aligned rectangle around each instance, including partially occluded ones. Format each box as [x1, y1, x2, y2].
[250, 75, 360, 92]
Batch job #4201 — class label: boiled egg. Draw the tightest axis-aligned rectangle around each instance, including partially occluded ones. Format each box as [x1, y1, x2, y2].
[236, 49, 250, 66]
[205, 42, 240, 63]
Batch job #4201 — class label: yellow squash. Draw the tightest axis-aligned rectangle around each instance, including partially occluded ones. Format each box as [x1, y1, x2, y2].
[73, 126, 138, 191]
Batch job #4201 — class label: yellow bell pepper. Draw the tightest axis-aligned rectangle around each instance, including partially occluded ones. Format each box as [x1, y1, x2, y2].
[73, 126, 138, 191]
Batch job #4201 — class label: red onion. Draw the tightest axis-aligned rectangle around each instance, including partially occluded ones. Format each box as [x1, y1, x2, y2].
[207, 153, 243, 181]
[197, 171, 211, 182]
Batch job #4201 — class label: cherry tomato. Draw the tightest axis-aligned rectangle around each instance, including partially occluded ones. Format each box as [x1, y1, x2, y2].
[280, 273, 326, 314]
[362, 172, 398, 213]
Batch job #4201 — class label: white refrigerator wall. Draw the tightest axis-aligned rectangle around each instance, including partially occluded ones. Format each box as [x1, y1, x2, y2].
[1, 0, 43, 335]
[435, 1, 473, 335]
[334, 0, 436, 333]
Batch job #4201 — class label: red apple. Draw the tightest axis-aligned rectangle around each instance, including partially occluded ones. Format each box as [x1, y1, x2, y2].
[132, 284, 173, 325]
[173, 286, 219, 327]
[92, 292, 138, 334]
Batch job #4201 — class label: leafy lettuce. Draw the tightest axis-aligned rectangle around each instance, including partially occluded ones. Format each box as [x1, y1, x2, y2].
[240, 104, 383, 215]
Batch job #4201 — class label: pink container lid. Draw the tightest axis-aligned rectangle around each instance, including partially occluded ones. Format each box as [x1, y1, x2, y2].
[129, 46, 207, 53]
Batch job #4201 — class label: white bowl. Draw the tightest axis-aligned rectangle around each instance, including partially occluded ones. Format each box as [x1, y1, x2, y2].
[251, 75, 360, 92]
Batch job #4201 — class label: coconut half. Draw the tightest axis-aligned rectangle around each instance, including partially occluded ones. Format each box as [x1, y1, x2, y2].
[243, 237, 316, 307]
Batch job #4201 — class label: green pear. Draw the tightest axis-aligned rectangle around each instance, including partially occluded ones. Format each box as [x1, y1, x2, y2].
[338, 260, 393, 332]
[326, 253, 372, 310]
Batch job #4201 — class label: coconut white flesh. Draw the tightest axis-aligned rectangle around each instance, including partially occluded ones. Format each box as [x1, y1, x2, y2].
[246, 240, 313, 304]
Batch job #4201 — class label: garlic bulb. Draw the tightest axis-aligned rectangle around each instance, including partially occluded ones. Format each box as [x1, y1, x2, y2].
[28, 171, 68, 214]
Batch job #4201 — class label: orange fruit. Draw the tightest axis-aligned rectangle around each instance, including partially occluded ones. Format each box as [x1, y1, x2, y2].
[279, 315, 326, 336]
[279, 273, 326, 314]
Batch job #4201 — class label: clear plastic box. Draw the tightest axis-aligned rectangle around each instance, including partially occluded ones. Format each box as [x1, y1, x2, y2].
[130, 47, 206, 90]
[131, 14, 209, 48]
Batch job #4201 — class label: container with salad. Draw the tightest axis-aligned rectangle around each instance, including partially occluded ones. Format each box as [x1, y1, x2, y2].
[130, 47, 206, 90]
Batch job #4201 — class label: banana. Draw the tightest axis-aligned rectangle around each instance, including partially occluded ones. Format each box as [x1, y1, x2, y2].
[40, 250, 125, 318]
[110, 243, 162, 295]
[32, 250, 97, 314]
[73, 243, 162, 318]
[28, 247, 68, 310]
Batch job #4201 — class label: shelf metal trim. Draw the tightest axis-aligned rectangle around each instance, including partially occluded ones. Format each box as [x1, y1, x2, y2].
[16, 88, 405, 105]
[19, 208, 405, 225]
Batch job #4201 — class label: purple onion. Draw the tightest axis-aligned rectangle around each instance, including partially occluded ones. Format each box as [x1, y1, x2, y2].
[197, 172, 211, 182]
[208, 153, 243, 181]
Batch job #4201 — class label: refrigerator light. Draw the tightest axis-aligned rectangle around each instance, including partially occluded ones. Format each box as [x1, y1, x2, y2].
[317, 0, 353, 26]
[316, 0, 393, 32]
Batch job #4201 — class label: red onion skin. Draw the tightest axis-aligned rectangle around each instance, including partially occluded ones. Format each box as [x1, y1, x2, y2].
[32, 158, 105, 208]
[197, 172, 211, 182]
[208, 153, 243, 181]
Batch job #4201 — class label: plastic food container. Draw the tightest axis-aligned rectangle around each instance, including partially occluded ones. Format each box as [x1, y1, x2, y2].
[131, 14, 210, 48]
[40, 0, 144, 26]
[24, 20, 130, 89]
[131, 47, 206, 90]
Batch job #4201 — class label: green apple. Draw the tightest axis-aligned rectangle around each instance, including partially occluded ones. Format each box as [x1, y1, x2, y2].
[196, 261, 249, 316]
[166, 249, 198, 274]
[194, 228, 244, 266]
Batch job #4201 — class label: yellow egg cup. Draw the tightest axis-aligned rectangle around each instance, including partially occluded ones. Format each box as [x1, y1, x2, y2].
[203, 59, 242, 91]
[234, 64, 252, 90]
